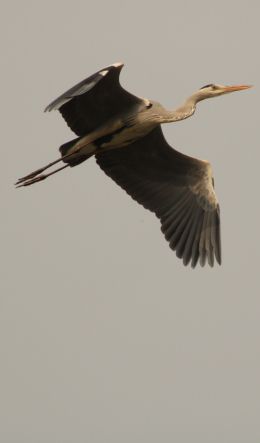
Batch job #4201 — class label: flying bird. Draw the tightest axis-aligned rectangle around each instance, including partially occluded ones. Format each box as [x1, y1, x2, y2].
[16, 62, 251, 267]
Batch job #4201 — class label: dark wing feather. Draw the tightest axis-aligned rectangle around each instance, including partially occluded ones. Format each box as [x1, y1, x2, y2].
[96, 126, 221, 267]
[45, 63, 144, 136]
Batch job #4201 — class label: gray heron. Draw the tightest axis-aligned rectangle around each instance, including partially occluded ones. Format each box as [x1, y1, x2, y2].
[16, 62, 251, 267]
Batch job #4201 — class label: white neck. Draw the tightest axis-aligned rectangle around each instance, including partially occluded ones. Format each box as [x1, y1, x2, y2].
[162, 95, 197, 123]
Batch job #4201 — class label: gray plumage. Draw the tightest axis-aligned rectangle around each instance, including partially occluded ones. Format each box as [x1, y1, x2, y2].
[16, 62, 251, 267]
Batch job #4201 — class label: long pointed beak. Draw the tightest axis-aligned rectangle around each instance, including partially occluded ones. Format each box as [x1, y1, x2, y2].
[223, 84, 253, 92]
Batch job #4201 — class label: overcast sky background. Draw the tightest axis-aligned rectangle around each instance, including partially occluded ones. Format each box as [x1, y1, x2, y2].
[1, 1, 259, 442]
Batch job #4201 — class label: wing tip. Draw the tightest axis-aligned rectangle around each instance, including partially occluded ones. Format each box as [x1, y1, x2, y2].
[44, 104, 52, 112]
[43, 61, 125, 113]
[175, 211, 222, 269]
[111, 61, 124, 68]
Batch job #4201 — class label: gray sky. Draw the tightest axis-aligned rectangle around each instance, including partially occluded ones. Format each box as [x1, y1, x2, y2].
[1, 1, 259, 442]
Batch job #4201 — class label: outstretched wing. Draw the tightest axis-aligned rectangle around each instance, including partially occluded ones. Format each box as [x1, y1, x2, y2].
[45, 62, 145, 136]
[96, 126, 221, 267]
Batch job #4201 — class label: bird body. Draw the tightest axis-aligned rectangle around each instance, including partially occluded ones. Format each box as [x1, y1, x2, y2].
[57, 98, 196, 165]
[16, 62, 251, 267]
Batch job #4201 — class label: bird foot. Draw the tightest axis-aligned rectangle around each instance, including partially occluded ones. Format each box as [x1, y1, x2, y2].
[15, 167, 47, 185]
[16, 174, 47, 188]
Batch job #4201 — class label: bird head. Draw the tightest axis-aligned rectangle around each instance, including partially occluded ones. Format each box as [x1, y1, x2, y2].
[194, 83, 252, 102]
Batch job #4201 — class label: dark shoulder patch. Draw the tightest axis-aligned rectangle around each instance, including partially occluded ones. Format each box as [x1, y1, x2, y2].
[143, 99, 153, 109]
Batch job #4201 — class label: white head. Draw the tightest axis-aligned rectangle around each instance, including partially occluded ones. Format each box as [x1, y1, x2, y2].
[193, 83, 252, 103]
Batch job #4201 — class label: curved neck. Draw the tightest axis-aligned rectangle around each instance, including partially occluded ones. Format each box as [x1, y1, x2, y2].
[161, 94, 198, 123]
